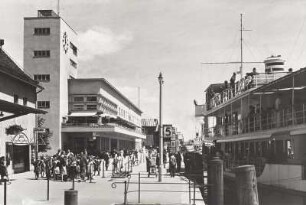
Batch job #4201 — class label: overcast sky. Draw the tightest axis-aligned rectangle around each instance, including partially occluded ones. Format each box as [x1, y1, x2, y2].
[1, 0, 306, 139]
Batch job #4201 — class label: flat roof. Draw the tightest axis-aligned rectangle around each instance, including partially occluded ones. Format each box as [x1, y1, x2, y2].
[69, 78, 142, 114]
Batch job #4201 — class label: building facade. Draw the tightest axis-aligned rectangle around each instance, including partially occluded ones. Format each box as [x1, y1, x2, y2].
[61, 78, 145, 155]
[24, 10, 78, 153]
[0, 45, 45, 173]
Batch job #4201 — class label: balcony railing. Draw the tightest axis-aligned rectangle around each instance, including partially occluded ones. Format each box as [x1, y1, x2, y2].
[205, 104, 306, 138]
[208, 72, 289, 110]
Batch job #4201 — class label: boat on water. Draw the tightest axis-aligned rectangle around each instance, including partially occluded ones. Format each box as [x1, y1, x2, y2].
[195, 14, 306, 193]
[196, 54, 306, 192]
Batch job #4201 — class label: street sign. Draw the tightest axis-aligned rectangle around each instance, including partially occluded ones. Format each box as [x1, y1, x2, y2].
[163, 125, 173, 138]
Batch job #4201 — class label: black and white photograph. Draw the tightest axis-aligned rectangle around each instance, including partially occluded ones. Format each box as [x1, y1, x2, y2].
[0, 0, 306, 204]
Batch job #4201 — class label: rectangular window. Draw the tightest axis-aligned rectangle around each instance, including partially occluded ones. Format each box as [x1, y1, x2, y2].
[14, 94, 18, 104]
[34, 74, 50, 82]
[23, 97, 27, 106]
[86, 104, 97, 110]
[74, 97, 84, 102]
[73, 104, 84, 110]
[37, 101, 50, 109]
[34, 28, 50, 35]
[87, 96, 97, 102]
[70, 42, 78, 56]
[70, 59, 77, 68]
[34, 50, 50, 58]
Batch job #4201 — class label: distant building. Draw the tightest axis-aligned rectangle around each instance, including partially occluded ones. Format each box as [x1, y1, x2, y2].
[23, 10, 78, 152]
[61, 78, 145, 154]
[0, 43, 45, 173]
[141, 119, 159, 147]
[23, 10, 145, 154]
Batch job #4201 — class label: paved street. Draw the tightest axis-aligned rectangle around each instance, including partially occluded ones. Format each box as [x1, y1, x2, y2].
[0, 162, 204, 205]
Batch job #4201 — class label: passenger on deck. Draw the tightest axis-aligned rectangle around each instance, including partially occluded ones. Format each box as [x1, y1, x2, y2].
[230, 72, 236, 97]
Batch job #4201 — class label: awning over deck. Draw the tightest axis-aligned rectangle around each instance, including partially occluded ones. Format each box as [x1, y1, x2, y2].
[252, 68, 306, 94]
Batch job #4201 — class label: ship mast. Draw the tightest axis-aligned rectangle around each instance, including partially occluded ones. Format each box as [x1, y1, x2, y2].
[201, 14, 262, 79]
[240, 13, 243, 79]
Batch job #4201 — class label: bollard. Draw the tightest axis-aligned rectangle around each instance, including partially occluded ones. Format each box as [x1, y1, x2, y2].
[124, 181, 127, 205]
[102, 160, 105, 178]
[193, 182, 196, 205]
[47, 177, 50, 200]
[208, 157, 224, 205]
[64, 190, 78, 205]
[235, 165, 259, 205]
[189, 179, 191, 204]
[4, 179, 7, 205]
[72, 177, 75, 190]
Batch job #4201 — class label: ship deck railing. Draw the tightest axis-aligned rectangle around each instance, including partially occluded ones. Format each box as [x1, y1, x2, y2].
[207, 72, 289, 111]
[205, 103, 306, 138]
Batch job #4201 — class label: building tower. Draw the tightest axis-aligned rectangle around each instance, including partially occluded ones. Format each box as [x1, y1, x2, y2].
[24, 10, 78, 152]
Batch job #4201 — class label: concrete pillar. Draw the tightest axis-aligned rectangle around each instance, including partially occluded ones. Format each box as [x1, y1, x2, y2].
[208, 157, 224, 205]
[235, 165, 259, 205]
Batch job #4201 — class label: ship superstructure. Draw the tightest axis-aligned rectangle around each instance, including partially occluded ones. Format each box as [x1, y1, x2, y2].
[196, 58, 306, 192]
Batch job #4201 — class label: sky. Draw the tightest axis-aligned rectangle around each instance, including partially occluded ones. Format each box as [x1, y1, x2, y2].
[1, 0, 306, 140]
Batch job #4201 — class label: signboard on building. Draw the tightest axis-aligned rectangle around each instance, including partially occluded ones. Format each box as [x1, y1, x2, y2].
[163, 125, 173, 138]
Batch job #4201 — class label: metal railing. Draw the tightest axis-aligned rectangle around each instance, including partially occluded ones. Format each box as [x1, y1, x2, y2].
[208, 72, 289, 110]
[205, 104, 306, 138]
[111, 172, 206, 205]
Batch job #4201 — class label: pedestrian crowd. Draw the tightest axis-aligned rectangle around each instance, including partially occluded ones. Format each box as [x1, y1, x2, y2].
[145, 148, 183, 178]
[32, 148, 142, 182]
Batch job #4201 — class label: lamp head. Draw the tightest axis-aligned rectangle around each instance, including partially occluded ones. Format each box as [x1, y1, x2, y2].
[158, 72, 164, 84]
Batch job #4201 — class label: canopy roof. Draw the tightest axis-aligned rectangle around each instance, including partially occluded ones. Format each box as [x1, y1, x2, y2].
[0, 99, 46, 122]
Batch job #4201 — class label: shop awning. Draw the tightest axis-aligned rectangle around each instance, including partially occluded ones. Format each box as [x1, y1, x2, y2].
[0, 99, 47, 122]
[69, 112, 98, 117]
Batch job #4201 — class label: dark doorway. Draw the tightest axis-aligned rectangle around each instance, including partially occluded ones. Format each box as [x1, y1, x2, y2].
[111, 139, 117, 151]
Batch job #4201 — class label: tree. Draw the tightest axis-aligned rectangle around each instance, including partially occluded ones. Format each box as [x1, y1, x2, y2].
[37, 116, 52, 152]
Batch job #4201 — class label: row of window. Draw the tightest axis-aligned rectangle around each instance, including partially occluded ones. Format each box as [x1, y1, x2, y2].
[34, 74, 50, 82]
[74, 96, 97, 102]
[72, 104, 97, 111]
[37, 101, 50, 109]
[33, 27, 78, 56]
[34, 50, 50, 58]
[34, 28, 50, 35]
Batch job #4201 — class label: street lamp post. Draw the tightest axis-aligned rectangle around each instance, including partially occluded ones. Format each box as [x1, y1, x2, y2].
[158, 72, 164, 182]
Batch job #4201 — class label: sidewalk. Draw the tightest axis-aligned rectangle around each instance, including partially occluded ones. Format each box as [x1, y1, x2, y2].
[0, 161, 205, 205]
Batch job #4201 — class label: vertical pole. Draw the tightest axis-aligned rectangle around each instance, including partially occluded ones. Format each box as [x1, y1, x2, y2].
[208, 157, 224, 205]
[4, 179, 7, 205]
[189, 179, 191, 205]
[292, 75, 295, 125]
[102, 160, 105, 178]
[138, 172, 140, 203]
[193, 182, 196, 205]
[240, 13, 243, 79]
[303, 104, 305, 124]
[259, 94, 262, 130]
[124, 181, 127, 205]
[72, 177, 75, 190]
[47, 177, 50, 200]
[235, 165, 259, 205]
[158, 73, 164, 182]
[283, 109, 285, 127]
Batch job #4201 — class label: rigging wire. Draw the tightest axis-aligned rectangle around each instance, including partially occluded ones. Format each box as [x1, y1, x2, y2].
[287, 15, 306, 62]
